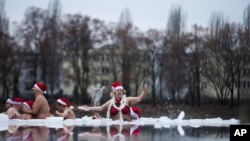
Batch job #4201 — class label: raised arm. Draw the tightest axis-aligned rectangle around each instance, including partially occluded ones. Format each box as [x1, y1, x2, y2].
[78, 100, 111, 112]
[128, 84, 148, 106]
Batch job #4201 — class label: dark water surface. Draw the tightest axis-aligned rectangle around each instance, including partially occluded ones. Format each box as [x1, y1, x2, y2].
[0, 125, 229, 141]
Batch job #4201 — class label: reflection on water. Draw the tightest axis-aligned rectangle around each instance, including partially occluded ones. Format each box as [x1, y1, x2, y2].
[0, 126, 50, 141]
[0, 125, 229, 141]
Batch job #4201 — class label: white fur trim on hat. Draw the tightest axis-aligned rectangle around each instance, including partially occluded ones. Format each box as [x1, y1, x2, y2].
[6, 98, 12, 104]
[23, 102, 31, 110]
[10, 100, 22, 105]
[34, 84, 45, 94]
[57, 99, 67, 106]
[113, 86, 124, 92]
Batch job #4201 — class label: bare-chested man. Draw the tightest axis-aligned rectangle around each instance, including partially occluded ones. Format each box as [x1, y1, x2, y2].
[55, 97, 75, 119]
[22, 82, 50, 119]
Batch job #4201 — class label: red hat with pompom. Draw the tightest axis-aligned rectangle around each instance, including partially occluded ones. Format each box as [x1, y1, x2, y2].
[111, 82, 124, 92]
[23, 100, 33, 110]
[10, 97, 23, 105]
[57, 97, 74, 109]
[34, 82, 47, 94]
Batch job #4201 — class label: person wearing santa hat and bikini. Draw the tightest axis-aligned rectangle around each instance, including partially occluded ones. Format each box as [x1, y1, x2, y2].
[22, 82, 50, 119]
[6, 97, 23, 119]
[79, 81, 148, 121]
[56, 97, 76, 119]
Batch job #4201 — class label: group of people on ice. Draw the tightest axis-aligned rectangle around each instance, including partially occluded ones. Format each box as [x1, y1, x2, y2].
[3, 82, 75, 120]
[2, 81, 148, 121]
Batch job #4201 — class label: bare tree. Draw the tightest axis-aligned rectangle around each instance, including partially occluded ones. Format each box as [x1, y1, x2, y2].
[105, 23, 121, 82]
[15, 6, 47, 89]
[243, 4, 250, 33]
[217, 23, 240, 107]
[64, 14, 105, 104]
[163, 6, 187, 102]
[185, 25, 208, 106]
[42, 0, 63, 95]
[205, 13, 230, 105]
[0, 0, 15, 101]
[131, 32, 150, 96]
[14, 0, 63, 96]
[63, 14, 93, 104]
[144, 29, 164, 106]
[115, 9, 137, 96]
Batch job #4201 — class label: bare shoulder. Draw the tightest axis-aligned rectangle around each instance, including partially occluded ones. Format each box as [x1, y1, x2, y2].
[36, 95, 46, 101]
[66, 108, 72, 112]
[6, 107, 15, 113]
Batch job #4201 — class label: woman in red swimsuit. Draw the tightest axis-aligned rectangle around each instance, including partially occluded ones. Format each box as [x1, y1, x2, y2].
[79, 81, 148, 121]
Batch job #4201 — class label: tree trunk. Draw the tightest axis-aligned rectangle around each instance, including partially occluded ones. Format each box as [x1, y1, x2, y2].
[195, 67, 201, 107]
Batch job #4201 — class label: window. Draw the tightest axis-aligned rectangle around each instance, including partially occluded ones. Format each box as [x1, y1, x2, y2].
[248, 82, 250, 88]
[102, 67, 109, 75]
[242, 69, 249, 76]
[243, 81, 248, 89]
[100, 55, 105, 61]
[101, 80, 109, 86]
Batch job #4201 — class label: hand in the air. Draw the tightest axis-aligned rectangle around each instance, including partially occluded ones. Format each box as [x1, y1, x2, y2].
[78, 105, 90, 111]
[143, 84, 148, 93]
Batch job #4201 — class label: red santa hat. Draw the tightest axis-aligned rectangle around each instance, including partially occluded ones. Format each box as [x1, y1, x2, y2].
[34, 82, 47, 94]
[57, 98, 74, 109]
[111, 82, 124, 92]
[10, 97, 23, 105]
[23, 100, 33, 110]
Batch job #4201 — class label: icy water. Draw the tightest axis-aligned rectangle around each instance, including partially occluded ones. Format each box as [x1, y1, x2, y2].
[0, 125, 229, 141]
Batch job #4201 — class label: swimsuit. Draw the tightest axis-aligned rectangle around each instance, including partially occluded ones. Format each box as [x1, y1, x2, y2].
[110, 98, 141, 119]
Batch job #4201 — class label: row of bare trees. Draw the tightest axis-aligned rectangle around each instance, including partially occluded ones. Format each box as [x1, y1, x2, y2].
[0, 0, 250, 107]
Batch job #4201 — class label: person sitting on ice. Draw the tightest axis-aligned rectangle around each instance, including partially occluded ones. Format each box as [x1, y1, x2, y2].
[21, 100, 33, 119]
[55, 97, 76, 119]
[22, 82, 50, 119]
[78, 81, 148, 121]
[6, 97, 23, 119]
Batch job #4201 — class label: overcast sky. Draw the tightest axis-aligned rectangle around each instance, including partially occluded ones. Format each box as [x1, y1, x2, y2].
[4, 0, 250, 31]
